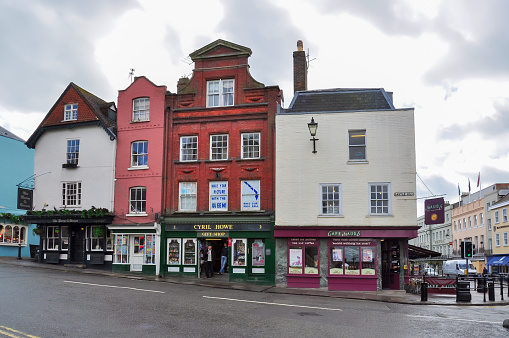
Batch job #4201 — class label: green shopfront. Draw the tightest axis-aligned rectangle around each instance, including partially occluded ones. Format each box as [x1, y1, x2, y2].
[161, 215, 275, 285]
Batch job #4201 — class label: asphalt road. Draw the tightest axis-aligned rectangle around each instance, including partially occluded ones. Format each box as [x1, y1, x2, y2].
[1, 264, 508, 338]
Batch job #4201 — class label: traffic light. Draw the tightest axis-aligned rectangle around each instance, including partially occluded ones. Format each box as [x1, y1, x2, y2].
[464, 241, 473, 258]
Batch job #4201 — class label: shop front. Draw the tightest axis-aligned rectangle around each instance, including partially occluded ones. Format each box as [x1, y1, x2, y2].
[161, 216, 275, 285]
[22, 213, 115, 270]
[108, 224, 161, 276]
[275, 227, 417, 291]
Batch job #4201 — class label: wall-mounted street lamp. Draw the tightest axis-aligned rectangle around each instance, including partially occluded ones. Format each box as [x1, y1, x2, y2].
[308, 117, 319, 153]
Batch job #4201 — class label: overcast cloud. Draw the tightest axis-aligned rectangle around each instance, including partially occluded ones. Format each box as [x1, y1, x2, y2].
[1, 0, 508, 216]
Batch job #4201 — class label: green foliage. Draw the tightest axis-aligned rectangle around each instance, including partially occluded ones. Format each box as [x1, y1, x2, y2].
[0, 213, 25, 225]
[26, 208, 112, 218]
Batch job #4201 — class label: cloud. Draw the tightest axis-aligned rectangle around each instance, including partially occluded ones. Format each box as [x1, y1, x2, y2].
[0, 0, 138, 113]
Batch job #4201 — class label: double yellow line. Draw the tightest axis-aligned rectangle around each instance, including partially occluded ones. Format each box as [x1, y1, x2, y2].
[0, 325, 39, 338]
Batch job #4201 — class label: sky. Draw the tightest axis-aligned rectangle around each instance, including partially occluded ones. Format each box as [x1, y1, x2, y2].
[1, 0, 508, 216]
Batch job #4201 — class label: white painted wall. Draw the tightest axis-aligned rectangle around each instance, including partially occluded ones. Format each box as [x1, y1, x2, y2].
[275, 109, 416, 227]
[33, 125, 116, 211]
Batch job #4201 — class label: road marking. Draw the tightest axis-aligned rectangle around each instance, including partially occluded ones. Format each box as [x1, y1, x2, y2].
[406, 315, 500, 325]
[203, 296, 343, 311]
[63, 281, 165, 293]
[0, 325, 40, 338]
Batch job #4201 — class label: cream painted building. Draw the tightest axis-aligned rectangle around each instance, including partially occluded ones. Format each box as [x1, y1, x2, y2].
[489, 193, 509, 273]
[275, 88, 417, 291]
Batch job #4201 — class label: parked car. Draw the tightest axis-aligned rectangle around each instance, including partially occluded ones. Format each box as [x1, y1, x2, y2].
[443, 259, 477, 276]
[424, 267, 438, 276]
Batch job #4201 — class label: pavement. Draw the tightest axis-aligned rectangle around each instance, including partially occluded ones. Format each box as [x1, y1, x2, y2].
[1, 256, 508, 306]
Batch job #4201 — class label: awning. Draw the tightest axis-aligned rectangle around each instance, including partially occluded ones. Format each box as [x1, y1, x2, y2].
[408, 244, 441, 259]
[486, 256, 509, 266]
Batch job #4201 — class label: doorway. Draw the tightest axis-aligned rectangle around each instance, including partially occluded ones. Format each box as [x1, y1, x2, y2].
[70, 228, 85, 264]
[198, 238, 227, 275]
[131, 235, 145, 272]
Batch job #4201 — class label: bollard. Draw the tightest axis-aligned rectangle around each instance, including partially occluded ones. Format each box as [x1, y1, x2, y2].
[477, 276, 486, 293]
[501, 276, 504, 301]
[17, 243, 22, 260]
[488, 279, 495, 301]
[421, 282, 428, 301]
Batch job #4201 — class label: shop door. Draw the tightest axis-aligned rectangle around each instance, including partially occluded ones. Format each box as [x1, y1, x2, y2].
[131, 235, 144, 272]
[70, 228, 85, 264]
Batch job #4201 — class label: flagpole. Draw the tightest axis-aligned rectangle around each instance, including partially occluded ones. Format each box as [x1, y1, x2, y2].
[468, 178, 471, 204]
[478, 172, 482, 199]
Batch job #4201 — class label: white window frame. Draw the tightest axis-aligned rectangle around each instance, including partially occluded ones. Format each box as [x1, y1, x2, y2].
[495, 210, 499, 224]
[468, 217, 472, 229]
[504, 232, 509, 246]
[133, 97, 150, 121]
[62, 182, 81, 207]
[131, 141, 148, 168]
[320, 183, 342, 216]
[0, 225, 27, 245]
[64, 103, 78, 121]
[179, 182, 197, 212]
[241, 180, 260, 211]
[180, 136, 198, 162]
[241, 133, 260, 159]
[47, 226, 59, 250]
[129, 186, 147, 215]
[66, 139, 80, 165]
[210, 181, 228, 211]
[368, 183, 391, 215]
[480, 213, 484, 227]
[90, 225, 104, 251]
[495, 233, 500, 247]
[114, 234, 130, 264]
[503, 208, 508, 222]
[207, 79, 234, 107]
[210, 134, 228, 161]
[474, 215, 478, 228]
[348, 130, 366, 161]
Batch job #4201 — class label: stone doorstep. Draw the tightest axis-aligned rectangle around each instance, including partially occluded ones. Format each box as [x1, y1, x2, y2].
[63, 264, 86, 269]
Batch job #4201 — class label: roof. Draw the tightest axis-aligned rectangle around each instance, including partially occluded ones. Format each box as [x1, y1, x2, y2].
[26, 82, 116, 148]
[408, 244, 442, 259]
[491, 192, 509, 208]
[285, 88, 395, 113]
[0, 126, 25, 142]
[189, 39, 252, 61]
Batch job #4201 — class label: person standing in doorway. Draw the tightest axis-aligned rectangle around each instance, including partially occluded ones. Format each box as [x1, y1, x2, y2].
[205, 245, 215, 278]
[219, 242, 228, 275]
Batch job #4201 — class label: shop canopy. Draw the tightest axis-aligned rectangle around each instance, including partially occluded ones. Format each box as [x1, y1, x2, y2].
[408, 245, 442, 259]
[486, 256, 509, 266]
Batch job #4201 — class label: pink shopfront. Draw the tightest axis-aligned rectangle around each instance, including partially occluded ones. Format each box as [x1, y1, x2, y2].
[275, 227, 417, 291]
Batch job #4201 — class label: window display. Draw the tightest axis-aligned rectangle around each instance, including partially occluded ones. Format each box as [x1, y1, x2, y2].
[329, 247, 343, 275]
[345, 246, 360, 275]
[252, 239, 265, 266]
[288, 239, 319, 275]
[183, 239, 197, 265]
[114, 234, 129, 264]
[232, 238, 246, 266]
[134, 236, 145, 254]
[167, 238, 181, 265]
[361, 247, 375, 275]
[145, 235, 155, 264]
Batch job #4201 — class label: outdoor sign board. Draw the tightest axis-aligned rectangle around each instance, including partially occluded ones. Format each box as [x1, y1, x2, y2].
[424, 197, 445, 225]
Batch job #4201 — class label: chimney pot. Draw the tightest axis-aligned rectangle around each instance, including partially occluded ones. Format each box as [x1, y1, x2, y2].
[297, 40, 303, 51]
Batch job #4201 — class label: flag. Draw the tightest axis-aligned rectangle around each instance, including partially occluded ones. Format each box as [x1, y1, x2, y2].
[477, 172, 480, 188]
[458, 183, 460, 196]
[468, 178, 471, 192]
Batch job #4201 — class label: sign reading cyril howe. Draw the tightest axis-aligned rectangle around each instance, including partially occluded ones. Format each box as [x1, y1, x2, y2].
[424, 197, 445, 225]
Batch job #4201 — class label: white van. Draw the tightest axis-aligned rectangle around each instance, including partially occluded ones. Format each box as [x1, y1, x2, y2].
[443, 259, 477, 276]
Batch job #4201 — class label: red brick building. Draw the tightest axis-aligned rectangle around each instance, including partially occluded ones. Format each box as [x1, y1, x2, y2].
[160, 40, 281, 284]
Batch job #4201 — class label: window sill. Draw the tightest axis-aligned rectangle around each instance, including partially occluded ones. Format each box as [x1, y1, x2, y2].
[204, 159, 233, 163]
[128, 166, 149, 171]
[62, 163, 79, 169]
[130, 120, 150, 123]
[318, 214, 344, 218]
[347, 160, 369, 165]
[126, 213, 148, 217]
[366, 214, 394, 217]
[0, 243, 27, 247]
[236, 157, 265, 161]
[174, 160, 202, 164]
[61, 119, 77, 122]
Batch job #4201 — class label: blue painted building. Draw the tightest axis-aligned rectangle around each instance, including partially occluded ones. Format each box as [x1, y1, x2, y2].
[0, 126, 37, 257]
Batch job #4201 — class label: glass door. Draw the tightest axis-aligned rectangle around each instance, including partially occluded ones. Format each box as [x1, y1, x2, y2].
[131, 235, 144, 271]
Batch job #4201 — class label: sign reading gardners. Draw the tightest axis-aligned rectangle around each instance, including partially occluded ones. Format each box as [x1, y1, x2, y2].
[424, 197, 445, 225]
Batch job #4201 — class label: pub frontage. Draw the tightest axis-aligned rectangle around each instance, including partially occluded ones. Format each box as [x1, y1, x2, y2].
[161, 215, 275, 285]
[275, 227, 417, 291]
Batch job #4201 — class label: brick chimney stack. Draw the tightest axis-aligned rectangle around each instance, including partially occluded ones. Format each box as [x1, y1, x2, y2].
[293, 40, 307, 93]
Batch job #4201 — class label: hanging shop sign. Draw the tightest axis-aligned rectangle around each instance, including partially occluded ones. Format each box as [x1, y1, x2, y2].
[17, 188, 33, 210]
[424, 197, 445, 225]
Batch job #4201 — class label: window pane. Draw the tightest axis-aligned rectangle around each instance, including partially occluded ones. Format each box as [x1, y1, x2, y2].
[232, 239, 246, 266]
[345, 246, 360, 275]
[349, 130, 366, 160]
[252, 239, 265, 266]
[211, 134, 228, 160]
[242, 133, 260, 159]
[288, 246, 302, 274]
[210, 181, 228, 211]
[330, 247, 343, 275]
[180, 136, 198, 161]
[241, 180, 260, 211]
[321, 184, 340, 214]
[304, 246, 319, 274]
[361, 247, 375, 275]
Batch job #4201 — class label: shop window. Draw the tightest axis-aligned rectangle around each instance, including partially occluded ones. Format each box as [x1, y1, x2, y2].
[114, 234, 129, 263]
[60, 226, 69, 251]
[329, 246, 343, 275]
[144, 235, 155, 264]
[345, 246, 360, 275]
[252, 239, 265, 266]
[232, 238, 246, 266]
[167, 238, 181, 265]
[288, 239, 319, 275]
[91, 226, 103, 251]
[106, 229, 113, 251]
[47, 226, 59, 250]
[361, 247, 375, 275]
[183, 239, 197, 265]
[0, 225, 27, 245]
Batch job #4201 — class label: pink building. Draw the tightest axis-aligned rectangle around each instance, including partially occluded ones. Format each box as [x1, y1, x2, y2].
[110, 76, 167, 275]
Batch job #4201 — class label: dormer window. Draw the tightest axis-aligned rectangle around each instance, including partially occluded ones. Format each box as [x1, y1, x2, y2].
[64, 104, 78, 121]
[207, 79, 234, 107]
[133, 98, 150, 121]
